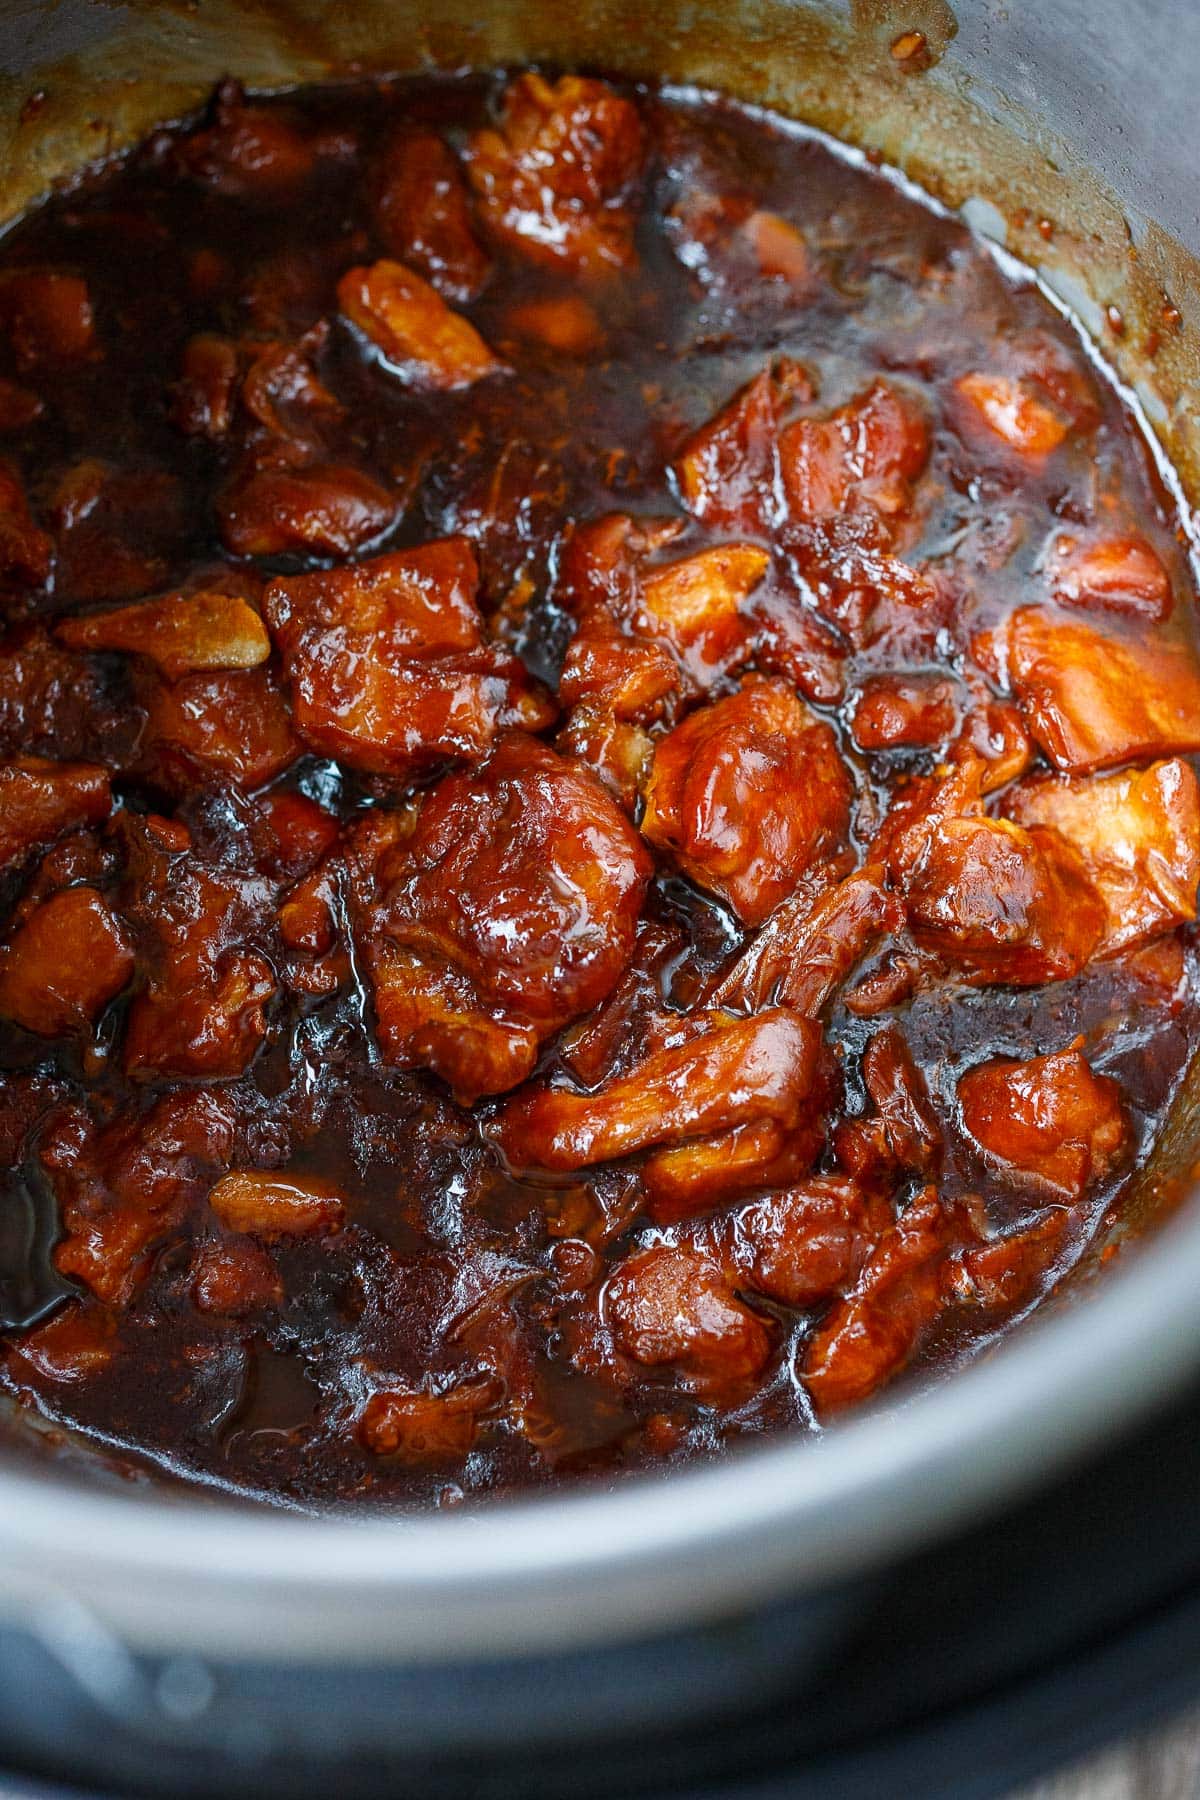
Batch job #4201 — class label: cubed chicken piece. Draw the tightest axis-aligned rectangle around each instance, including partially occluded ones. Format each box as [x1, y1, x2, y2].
[6, 1304, 117, 1386]
[906, 815, 1106, 984]
[45, 1087, 239, 1305]
[49, 460, 183, 603]
[604, 1244, 772, 1401]
[125, 948, 275, 1082]
[869, 754, 988, 883]
[779, 381, 930, 528]
[642, 679, 852, 926]
[710, 866, 902, 1017]
[639, 543, 769, 690]
[0, 757, 111, 872]
[0, 270, 95, 371]
[984, 609, 1200, 774]
[957, 1046, 1130, 1200]
[372, 129, 490, 304]
[370, 941, 541, 1101]
[173, 80, 317, 196]
[642, 1067, 834, 1221]
[954, 371, 1069, 455]
[674, 360, 812, 535]
[0, 626, 123, 764]
[556, 704, 653, 814]
[558, 633, 678, 723]
[263, 538, 553, 777]
[503, 294, 604, 356]
[248, 789, 340, 882]
[493, 1008, 821, 1172]
[465, 74, 643, 277]
[239, 326, 342, 443]
[947, 1210, 1069, 1315]
[218, 460, 396, 559]
[740, 209, 812, 286]
[1004, 759, 1200, 956]
[1047, 532, 1173, 623]
[365, 733, 651, 1101]
[0, 377, 43, 432]
[861, 1025, 943, 1176]
[735, 1177, 893, 1308]
[0, 887, 132, 1036]
[750, 572, 849, 708]
[135, 665, 299, 792]
[0, 462, 53, 587]
[207, 1170, 345, 1240]
[556, 514, 765, 702]
[191, 1236, 283, 1315]
[359, 1378, 496, 1461]
[554, 511, 683, 612]
[850, 672, 960, 750]
[338, 259, 503, 390]
[119, 818, 277, 1080]
[171, 333, 240, 438]
[58, 589, 269, 679]
[799, 1188, 958, 1416]
[952, 696, 1036, 793]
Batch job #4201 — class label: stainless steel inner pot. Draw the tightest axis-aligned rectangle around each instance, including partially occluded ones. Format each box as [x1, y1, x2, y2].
[0, 0, 1198, 1674]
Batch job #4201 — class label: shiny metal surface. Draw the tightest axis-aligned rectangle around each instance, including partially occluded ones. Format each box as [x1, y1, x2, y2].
[0, 0, 1197, 1669]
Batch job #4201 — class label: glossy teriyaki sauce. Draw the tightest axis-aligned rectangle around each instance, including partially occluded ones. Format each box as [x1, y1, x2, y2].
[0, 71, 1198, 1508]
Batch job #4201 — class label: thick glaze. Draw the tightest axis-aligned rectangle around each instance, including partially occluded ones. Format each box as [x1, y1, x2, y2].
[0, 72, 1198, 1509]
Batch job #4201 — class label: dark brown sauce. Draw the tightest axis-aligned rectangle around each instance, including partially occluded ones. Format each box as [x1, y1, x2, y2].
[0, 71, 1197, 1509]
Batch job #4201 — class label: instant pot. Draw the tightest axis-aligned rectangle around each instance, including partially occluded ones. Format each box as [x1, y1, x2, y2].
[0, 2, 1198, 1794]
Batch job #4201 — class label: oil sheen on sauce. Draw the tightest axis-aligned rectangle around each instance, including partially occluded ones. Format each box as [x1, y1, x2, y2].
[0, 71, 1198, 1509]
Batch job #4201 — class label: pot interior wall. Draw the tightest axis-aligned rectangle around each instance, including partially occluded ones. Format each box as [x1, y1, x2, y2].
[0, 0, 1197, 1479]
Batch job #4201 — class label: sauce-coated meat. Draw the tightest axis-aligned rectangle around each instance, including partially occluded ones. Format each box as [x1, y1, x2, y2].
[957, 1048, 1130, 1201]
[364, 732, 651, 1101]
[0, 71, 1197, 1509]
[641, 679, 851, 924]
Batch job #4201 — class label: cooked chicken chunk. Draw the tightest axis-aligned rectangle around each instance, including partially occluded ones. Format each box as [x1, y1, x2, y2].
[799, 1188, 958, 1416]
[850, 672, 960, 751]
[493, 1008, 821, 1172]
[957, 1046, 1130, 1200]
[118, 816, 276, 1081]
[465, 74, 644, 276]
[604, 1244, 772, 1401]
[954, 371, 1069, 455]
[0, 887, 132, 1036]
[642, 679, 852, 925]
[135, 665, 299, 793]
[779, 380, 930, 527]
[338, 259, 503, 390]
[218, 461, 397, 558]
[905, 814, 1106, 984]
[734, 1177, 893, 1308]
[373, 128, 490, 304]
[1004, 759, 1200, 955]
[0, 757, 111, 873]
[45, 1088, 239, 1304]
[264, 538, 553, 777]
[364, 733, 651, 1101]
[979, 609, 1200, 774]
[1047, 531, 1173, 623]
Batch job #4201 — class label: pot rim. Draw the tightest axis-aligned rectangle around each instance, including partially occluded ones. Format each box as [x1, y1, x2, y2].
[0, 1200, 1197, 1660]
